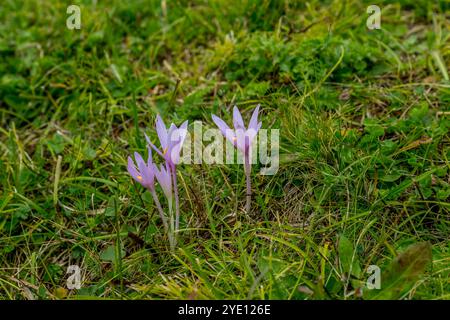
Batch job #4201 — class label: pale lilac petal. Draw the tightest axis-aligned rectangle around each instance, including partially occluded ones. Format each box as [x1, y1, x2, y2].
[168, 139, 183, 164]
[163, 165, 172, 196]
[212, 114, 238, 149]
[156, 114, 168, 150]
[145, 148, 156, 189]
[233, 106, 245, 130]
[167, 123, 177, 140]
[154, 166, 164, 195]
[165, 123, 180, 164]
[153, 163, 162, 183]
[147, 138, 165, 158]
[168, 124, 188, 165]
[134, 152, 146, 173]
[178, 120, 189, 146]
[212, 114, 231, 137]
[127, 157, 140, 182]
[167, 123, 179, 147]
[246, 128, 258, 145]
[224, 128, 237, 147]
[248, 104, 260, 131]
[154, 164, 172, 200]
[235, 128, 247, 153]
[134, 152, 152, 188]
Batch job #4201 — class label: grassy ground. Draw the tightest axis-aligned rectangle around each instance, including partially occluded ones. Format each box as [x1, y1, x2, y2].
[0, 0, 449, 300]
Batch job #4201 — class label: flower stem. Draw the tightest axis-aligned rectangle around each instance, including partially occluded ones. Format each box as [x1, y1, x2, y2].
[171, 165, 180, 233]
[152, 188, 175, 250]
[168, 197, 176, 251]
[150, 189, 169, 233]
[244, 151, 251, 213]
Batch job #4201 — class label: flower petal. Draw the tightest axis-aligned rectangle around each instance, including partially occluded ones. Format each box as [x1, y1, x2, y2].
[235, 128, 247, 153]
[147, 147, 153, 167]
[212, 114, 231, 136]
[247, 118, 261, 141]
[156, 114, 168, 150]
[147, 137, 165, 158]
[178, 120, 189, 146]
[168, 122, 188, 165]
[248, 104, 260, 131]
[154, 163, 172, 200]
[246, 128, 257, 145]
[167, 123, 177, 140]
[224, 128, 237, 147]
[168, 139, 183, 165]
[233, 106, 245, 130]
[127, 157, 140, 182]
[134, 152, 151, 186]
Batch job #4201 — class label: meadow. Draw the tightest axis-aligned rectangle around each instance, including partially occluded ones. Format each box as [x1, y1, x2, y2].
[0, 0, 449, 299]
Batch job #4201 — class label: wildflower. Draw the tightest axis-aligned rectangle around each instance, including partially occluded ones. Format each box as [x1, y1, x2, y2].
[212, 105, 261, 155]
[127, 148, 169, 237]
[146, 115, 188, 166]
[152, 162, 177, 249]
[146, 115, 188, 234]
[127, 149, 155, 190]
[153, 162, 172, 202]
[212, 105, 262, 212]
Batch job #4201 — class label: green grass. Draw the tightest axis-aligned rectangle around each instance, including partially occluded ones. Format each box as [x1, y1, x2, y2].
[0, 0, 449, 300]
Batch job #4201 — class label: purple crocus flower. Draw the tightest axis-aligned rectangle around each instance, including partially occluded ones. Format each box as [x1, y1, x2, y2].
[212, 105, 261, 154]
[146, 115, 188, 234]
[146, 115, 189, 166]
[212, 105, 262, 213]
[127, 148, 155, 190]
[152, 161, 177, 249]
[127, 148, 169, 236]
[153, 163, 172, 202]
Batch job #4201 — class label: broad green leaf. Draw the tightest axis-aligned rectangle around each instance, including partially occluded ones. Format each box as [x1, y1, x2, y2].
[100, 245, 125, 263]
[338, 234, 362, 278]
